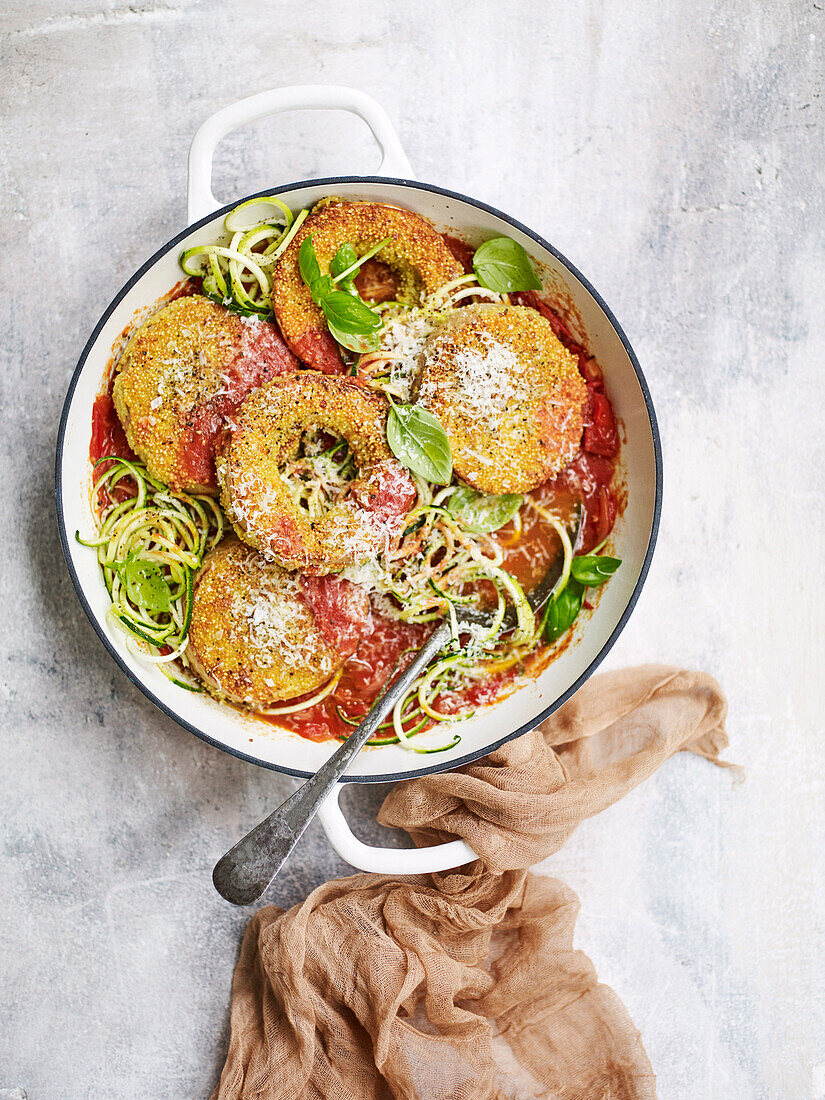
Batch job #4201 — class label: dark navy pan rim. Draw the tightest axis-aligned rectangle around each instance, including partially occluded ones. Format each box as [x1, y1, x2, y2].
[55, 175, 663, 784]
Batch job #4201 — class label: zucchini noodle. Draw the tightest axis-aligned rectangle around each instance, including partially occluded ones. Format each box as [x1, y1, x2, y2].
[282, 434, 356, 521]
[526, 500, 574, 604]
[79, 449, 572, 749]
[179, 199, 309, 316]
[77, 457, 224, 689]
[356, 275, 510, 403]
[335, 483, 570, 750]
[260, 670, 343, 716]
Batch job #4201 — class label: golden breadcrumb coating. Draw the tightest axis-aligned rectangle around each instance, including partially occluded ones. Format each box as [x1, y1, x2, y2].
[413, 304, 587, 494]
[187, 539, 352, 708]
[216, 371, 416, 573]
[112, 295, 296, 494]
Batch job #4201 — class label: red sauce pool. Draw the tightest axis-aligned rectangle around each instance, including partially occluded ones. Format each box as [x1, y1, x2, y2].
[266, 614, 431, 742]
[512, 289, 620, 552]
[442, 234, 476, 273]
[90, 394, 138, 506]
[90, 393, 134, 467]
[268, 612, 519, 743]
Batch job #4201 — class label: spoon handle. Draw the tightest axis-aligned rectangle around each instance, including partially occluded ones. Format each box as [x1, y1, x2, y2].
[213, 620, 452, 905]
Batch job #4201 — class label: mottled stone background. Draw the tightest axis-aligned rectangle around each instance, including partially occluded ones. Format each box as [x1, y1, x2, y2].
[1, 1, 823, 1097]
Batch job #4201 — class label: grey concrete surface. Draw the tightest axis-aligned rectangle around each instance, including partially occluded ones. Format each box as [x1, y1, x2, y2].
[1, 1, 823, 1097]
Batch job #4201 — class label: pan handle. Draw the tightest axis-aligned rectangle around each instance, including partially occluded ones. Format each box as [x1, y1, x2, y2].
[187, 85, 416, 223]
[317, 784, 477, 874]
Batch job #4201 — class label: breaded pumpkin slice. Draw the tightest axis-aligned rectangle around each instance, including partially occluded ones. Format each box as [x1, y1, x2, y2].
[188, 538, 370, 709]
[413, 304, 588, 494]
[272, 201, 463, 373]
[216, 371, 416, 574]
[112, 295, 298, 494]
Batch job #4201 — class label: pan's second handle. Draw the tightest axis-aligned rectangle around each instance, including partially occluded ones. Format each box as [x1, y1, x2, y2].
[317, 786, 477, 874]
[188, 85, 416, 223]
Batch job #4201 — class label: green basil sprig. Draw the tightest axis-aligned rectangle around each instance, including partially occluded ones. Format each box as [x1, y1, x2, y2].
[326, 321, 382, 353]
[330, 235, 392, 286]
[545, 577, 584, 642]
[319, 291, 382, 335]
[298, 234, 391, 343]
[119, 558, 172, 614]
[386, 400, 453, 484]
[544, 552, 622, 643]
[447, 487, 522, 533]
[298, 235, 322, 288]
[329, 243, 359, 296]
[570, 555, 621, 586]
[473, 236, 542, 293]
[330, 242, 358, 277]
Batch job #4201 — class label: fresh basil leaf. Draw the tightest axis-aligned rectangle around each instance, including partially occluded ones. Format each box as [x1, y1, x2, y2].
[320, 291, 383, 334]
[447, 487, 523, 533]
[544, 578, 583, 642]
[331, 235, 392, 286]
[327, 320, 382, 353]
[387, 403, 453, 484]
[330, 243, 358, 279]
[473, 236, 542, 293]
[332, 272, 360, 298]
[298, 235, 321, 289]
[570, 554, 622, 587]
[330, 246, 361, 296]
[309, 274, 334, 306]
[120, 559, 172, 614]
[300, 237, 385, 338]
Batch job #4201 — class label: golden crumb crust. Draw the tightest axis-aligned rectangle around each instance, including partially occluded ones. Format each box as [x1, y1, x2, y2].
[216, 371, 416, 573]
[113, 296, 239, 492]
[413, 304, 587, 494]
[112, 294, 297, 494]
[271, 201, 464, 372]
[187, 539, 345, 708]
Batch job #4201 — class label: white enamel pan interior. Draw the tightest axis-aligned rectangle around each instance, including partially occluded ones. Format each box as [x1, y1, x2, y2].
[56, 87, 661, 874]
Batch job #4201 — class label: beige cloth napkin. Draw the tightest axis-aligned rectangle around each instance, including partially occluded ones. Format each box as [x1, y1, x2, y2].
[213, 666, 730, 1100]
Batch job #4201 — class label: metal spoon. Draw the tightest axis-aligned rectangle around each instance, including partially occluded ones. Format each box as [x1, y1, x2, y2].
[212, 551, 568, 905]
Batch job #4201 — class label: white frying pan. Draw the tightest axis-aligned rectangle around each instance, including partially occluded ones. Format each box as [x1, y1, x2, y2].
[55, 87, 662, 874]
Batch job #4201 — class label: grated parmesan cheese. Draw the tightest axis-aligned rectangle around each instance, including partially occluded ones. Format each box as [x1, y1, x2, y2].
[232, 554, 332, 674]
[420, 332, 528, 429]
[340, 557, 395, 594]
[375, 313, 436, 401]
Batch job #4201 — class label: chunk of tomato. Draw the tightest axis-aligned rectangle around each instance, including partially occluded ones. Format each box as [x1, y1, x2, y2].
[583, 391, 618, 458]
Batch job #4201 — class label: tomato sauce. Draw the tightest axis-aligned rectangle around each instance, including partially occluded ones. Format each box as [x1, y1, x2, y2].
[512, 289, 620, 553]
[495, 496, 574, 590]
[270, 611, 519, 743]
[268, 614, 431, 741]
[177, 316, 299, 491]
[166, 276, 203, 301]
[90, 393, 134, 466]
[90, 394, 138, 507]
[443, 235, 476, 273]
[432, 666, 519, 716]
[349, 459, 417, 526]
[298, 575, 371, 659]
[354, 259, 401, 303]
[537, 452, 617, 553]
